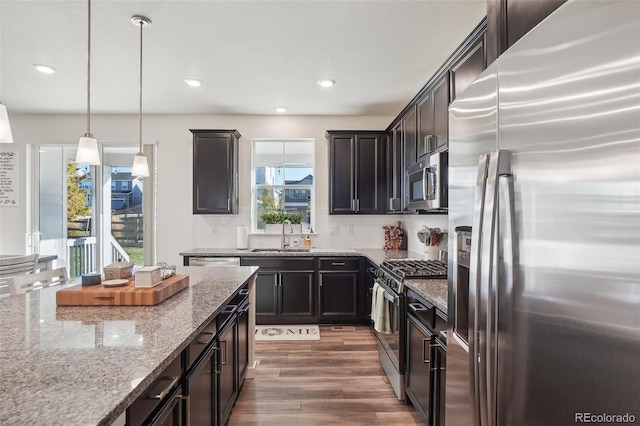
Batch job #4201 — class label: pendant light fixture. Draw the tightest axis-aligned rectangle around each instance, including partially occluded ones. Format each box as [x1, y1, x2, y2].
[0, 101, 13, 143]
[130, 15, 151, 178]
[75, 0, 100, 165]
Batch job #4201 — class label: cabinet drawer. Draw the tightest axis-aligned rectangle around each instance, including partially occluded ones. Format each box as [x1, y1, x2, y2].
[319, 257, 359, 271]
[241, 257, 315, 270]
[128, 355, 182, 426]
[186, 316, 217, 369]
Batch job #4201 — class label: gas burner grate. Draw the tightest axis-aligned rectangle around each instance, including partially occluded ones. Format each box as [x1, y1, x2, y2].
[381, 259, 447, 279]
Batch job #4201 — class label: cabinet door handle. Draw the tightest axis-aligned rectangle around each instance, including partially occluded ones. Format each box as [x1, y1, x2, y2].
[149, 376, 180, 400]
[227, 198, 231, 211]
[196, 331, 216, 345]
[425, 135, 433, 154]
[422, 339, 431, 364]
[213, 347, 221, 374]
[221, 340, 227, 365]
[332, 262, 346, 266]
[356, 199, 360, 212]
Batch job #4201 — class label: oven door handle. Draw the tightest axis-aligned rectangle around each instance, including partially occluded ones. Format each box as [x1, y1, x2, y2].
[383, 291, 397, 303]
[375, 279, 399, 303]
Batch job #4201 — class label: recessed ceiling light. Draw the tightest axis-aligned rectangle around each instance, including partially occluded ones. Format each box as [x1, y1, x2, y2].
[317, 79, 336, 88]
[184, 78, 202, 87]
[33, 64, 56, 74]
[275, 107, 288, 113]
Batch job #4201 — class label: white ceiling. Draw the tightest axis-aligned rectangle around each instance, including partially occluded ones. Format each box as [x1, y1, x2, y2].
[0, 0, 486, 117]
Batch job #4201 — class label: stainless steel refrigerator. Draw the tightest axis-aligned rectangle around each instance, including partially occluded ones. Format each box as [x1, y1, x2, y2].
[446, 1, 640, 425]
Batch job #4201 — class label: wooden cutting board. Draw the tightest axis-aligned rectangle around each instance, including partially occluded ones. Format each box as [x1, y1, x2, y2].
[56, 274, 189, 306]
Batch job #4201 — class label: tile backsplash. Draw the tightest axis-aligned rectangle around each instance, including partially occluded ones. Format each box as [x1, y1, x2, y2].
[192, 208, 448, 257]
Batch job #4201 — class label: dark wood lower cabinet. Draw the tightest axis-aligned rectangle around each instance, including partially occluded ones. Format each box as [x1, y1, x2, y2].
[254, 272, 278, 320]
[280, 271, 314, 318]
[184, 347, 215, 426]
[148, 386, 183, 426]
[406, 314, 435, 423]
[318, 271, 358, 321]
[127, 285, 248, 426]
[243, 258, 316, 325]
[218, 318, 237, 426]
[237, 299, 250, 384]
[128, 356, 182, 426]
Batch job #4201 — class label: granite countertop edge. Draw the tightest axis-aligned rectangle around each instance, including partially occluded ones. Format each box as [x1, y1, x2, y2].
[179, 248, 449, 315]
[0, 266, 259, 426]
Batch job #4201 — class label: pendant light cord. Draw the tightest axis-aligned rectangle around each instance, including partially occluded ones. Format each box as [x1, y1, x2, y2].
[86, 0, 92, 137]
[138, 19, 143, 155]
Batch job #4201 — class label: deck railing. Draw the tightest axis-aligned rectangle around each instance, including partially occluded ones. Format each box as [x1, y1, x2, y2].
[67, 237, 97, 277]
[67, 236, 130, 277]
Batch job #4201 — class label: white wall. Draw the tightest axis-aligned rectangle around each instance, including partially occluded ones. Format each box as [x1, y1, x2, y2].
[3, 113, 450, 265]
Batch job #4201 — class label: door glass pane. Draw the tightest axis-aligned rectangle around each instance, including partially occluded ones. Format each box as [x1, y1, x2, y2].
[37, 146, 98, 277]
[103, 147, 144, 268]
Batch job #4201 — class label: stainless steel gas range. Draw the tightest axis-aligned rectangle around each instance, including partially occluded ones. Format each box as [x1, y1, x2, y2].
[372, 259, 447, 400]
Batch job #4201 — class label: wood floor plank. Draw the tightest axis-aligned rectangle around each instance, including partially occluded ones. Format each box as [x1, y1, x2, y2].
[228, 325, 423, 425]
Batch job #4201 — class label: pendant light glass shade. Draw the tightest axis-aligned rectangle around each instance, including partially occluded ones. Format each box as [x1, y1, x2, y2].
[131, 15, 151, 178]
[76, 135, 100, 165]
[75, 0, 100, 165]
[0, 102, 13, 143]
[131, 153, 149, 177]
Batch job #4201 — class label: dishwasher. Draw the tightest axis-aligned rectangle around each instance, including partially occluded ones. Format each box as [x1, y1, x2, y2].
[188, 257, 240, 266]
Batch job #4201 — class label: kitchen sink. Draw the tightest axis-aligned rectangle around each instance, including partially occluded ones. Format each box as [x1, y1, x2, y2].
[250, 248, 311, 253]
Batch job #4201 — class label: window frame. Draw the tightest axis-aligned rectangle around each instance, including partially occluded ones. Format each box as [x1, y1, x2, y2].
[251, 138, 315, 234]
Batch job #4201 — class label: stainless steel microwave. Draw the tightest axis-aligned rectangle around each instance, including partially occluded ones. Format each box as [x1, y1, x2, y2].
[406, 151, 448, 211]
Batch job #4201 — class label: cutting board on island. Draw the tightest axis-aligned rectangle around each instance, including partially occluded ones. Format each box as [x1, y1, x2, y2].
[56, 274, 189, 306]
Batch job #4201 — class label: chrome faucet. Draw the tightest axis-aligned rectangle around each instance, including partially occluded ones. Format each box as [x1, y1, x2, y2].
[281, 219, 292, 250]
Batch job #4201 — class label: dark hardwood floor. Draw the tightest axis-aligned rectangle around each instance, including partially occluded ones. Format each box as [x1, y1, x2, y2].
[228, 325, 423, 425]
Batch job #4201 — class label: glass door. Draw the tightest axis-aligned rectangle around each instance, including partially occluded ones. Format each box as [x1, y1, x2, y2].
[101, 146, 146, 268]
[28, 144, 155, 277]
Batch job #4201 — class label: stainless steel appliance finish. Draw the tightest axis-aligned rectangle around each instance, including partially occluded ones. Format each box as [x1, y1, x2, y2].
[407, 151, 448, 212]
[374, 259, 449, 401]
[188, 257, 240, 266]
[446, 2, 640, 425]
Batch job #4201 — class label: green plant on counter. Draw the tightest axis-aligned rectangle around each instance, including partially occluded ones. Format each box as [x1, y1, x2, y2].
[260, 212, 303, 224]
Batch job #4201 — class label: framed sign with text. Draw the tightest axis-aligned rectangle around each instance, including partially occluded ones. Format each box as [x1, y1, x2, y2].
[0, 150, 18, 207]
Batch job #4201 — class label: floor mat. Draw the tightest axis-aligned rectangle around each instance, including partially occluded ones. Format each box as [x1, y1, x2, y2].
[255, 325, 320, 341]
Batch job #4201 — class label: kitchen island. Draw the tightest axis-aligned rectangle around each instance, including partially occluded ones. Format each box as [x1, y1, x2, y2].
[0, 265, 258, 426]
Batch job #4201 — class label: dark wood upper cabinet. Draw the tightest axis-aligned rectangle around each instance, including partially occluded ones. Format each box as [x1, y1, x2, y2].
[486, 0, 567, 64]
[416, 74, 450, 156]
[450, 37, 486, 102]
[432, 74, 449, 153]
[327, 131, 386, 214]
[416, 91, 432, 160]
[191, 129, 240, 214]
[403, 106, 418, 167]
[387, 123, 403, 212]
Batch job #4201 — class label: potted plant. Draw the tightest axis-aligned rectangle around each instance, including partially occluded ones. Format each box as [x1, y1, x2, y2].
[260, 212, 284, 234]
[260, 212, 304, 234]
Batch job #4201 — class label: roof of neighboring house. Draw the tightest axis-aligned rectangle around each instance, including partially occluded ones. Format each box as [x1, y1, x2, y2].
[112, 172, 139, 181]
[285, 174, 313, 185]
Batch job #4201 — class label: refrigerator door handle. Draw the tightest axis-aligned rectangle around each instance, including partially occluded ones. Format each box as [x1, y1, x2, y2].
[496, 156, 515, 426]
[469, 152, 491, 426]
[483, 150, 513, 426]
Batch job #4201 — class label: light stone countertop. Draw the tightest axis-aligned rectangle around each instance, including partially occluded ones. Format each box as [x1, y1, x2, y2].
[404, 279, 448, 314]
[0, 265, 258, 426]
[179, 247, 424, 265]
[179, 248, 448, 314]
